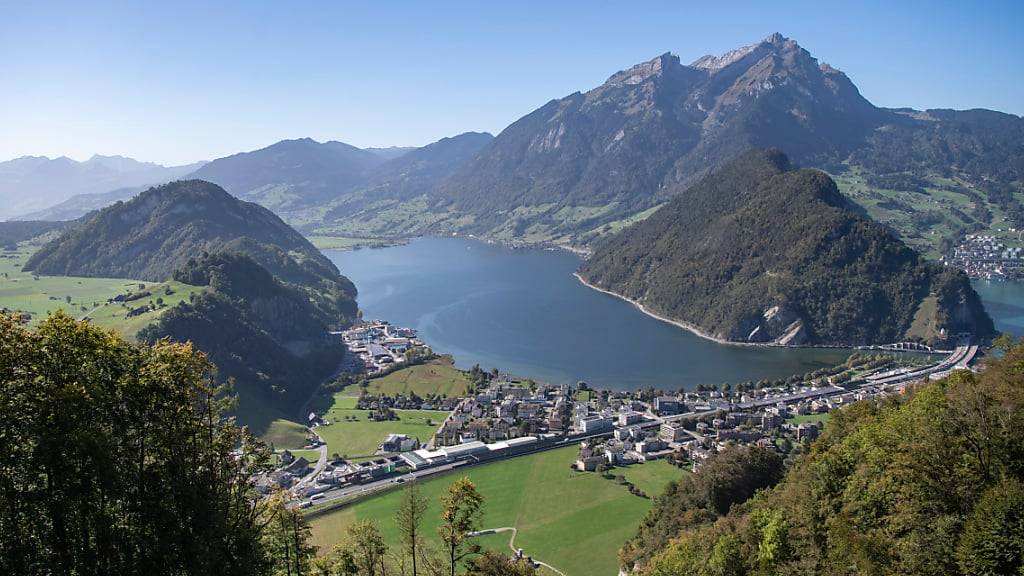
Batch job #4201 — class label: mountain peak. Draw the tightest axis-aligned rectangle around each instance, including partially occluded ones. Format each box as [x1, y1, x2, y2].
[605, 52, 680, 86]
[691, 33, 803, 71]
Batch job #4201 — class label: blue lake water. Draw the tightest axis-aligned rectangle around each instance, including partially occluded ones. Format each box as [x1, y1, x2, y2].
[327, 238, 853, 391]
[971, 280, 1024, 338]
[327, 238, 1023, 391]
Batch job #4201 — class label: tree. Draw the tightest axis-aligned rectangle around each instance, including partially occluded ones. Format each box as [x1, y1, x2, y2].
[347, 520, 388, 576]
[957, 478, 1024, 576]
[753, 508, 789, 575]
[708, 534, 743, 576]
[395, 481, 429, 576]
[0, 311, 275, 576]
[438, 478, 485, 576]
[464, 551, 537, 576]
[262, 494, 317, 576]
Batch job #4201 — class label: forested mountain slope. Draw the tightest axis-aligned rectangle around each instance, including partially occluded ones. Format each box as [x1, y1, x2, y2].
[579, 150, 992, 346]
[139, 252, 347, 413]
[624, 341, 1024, 576]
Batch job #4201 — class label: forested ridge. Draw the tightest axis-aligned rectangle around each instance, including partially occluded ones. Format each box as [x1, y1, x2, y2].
[140, 252, 347, 413]
[579, 150, 993, 346]
[21, 180, 359, 421]
[623, 340, 1024, 576]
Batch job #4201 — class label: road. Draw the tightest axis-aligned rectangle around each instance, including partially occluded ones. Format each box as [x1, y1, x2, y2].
[291, 429, 328, 493]
[863, 343, 976, 389]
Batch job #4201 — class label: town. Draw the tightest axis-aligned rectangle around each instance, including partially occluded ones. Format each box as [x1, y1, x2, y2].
[255, 323, 980, 511]
[943, 233, 1024, 279]
[339, 320, 423, 375]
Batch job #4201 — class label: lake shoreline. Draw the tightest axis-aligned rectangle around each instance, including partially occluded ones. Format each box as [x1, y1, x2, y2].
[571, 272, 867, 351]
[572, 272, 764, 347]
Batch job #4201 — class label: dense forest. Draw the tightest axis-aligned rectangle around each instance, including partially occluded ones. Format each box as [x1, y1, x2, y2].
[623, 339, 1024, 576]
[0, 220, 67, 249]
[140, 252, 347, 413]
[579, 150, 993, 346]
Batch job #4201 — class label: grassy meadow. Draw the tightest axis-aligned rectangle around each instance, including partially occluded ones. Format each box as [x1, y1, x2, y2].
[785, 412, 832, 425]
[307, 446, 686, 575]
[351, 356, 471, 398]
[0, 246, 146, 325]
[315, 394, 446, 460]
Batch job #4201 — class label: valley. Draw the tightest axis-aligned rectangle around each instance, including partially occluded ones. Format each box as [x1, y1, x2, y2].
[2, 14, 1023, 576]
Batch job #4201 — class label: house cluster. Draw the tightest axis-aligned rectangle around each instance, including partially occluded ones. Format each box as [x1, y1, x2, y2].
[433, 380, 566, 446]
[255, 451, 311, 494]
[575, 379, 901, 473]
[342, 320, 422, 375]
[299, 456, 403, 498]
[943, 234, 1024, 279]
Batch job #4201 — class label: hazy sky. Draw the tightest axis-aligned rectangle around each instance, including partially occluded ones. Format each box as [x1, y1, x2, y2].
[3, 0, 1022, 165]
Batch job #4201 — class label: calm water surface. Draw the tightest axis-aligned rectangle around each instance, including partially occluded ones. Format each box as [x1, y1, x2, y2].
[972, 280, 1024, 338]
[327, 238, 858, 391]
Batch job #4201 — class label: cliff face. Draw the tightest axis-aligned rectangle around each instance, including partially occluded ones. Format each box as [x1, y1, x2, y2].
[579, 150, 994, 346]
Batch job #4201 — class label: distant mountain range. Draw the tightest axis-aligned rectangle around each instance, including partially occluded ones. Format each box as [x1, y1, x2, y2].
[0, 155, 204, 220]
[413, 33, 1023, 247]
[579, 150, 993, 346]
[9, 34, 1022, 257]
[18, 133, 494, 226]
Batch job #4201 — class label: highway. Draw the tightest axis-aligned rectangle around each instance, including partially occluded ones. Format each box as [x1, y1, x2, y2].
[862, 344, 976, 389]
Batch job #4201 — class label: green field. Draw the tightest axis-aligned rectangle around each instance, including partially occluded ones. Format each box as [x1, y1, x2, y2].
[786, 412, 832, 425]
[316, 394, 446, 459]
[308, 446, 684, 575]
[832, 167, 1024, 259]
[306, 235, 404, 251]
[0, 247, 146, 325]
[350, 357, 472, 398]
[82, 280, 207, 340]
[617, 460, 690, 496]
[0, 245, 206, 340]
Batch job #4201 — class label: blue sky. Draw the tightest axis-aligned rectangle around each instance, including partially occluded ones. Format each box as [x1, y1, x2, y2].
[2, 0, 1022, 165]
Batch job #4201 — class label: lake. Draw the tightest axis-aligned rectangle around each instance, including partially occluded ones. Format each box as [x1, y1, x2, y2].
[971, 279, 1024, 338]
[327, 238, 858, 391]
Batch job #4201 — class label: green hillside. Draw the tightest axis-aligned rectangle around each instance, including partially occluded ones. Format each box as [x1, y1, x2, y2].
[579, 150, 993, 346]
[627, 342, 1024, 575]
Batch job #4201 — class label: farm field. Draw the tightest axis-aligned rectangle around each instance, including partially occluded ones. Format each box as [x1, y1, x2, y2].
[347, 356, 471, 398]
[316, 394, 446, 460]
[82, 279, 207, 340]
[307, 235, 404, 251]
[307, 445, 683, 575]
[0, 245, 206, 340]
[786, 412, 832, 425]
[0, 246, 145, 325]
